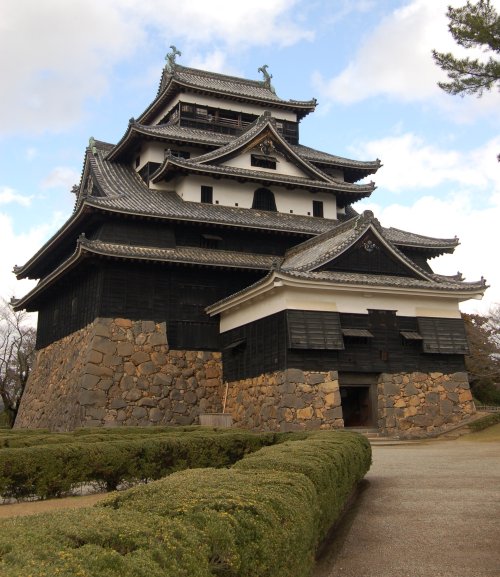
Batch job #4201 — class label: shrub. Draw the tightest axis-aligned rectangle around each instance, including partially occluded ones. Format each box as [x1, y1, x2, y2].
[0, 430, 283, 499]
[469, 412, 500, 432]
[0, 430, 371, 577]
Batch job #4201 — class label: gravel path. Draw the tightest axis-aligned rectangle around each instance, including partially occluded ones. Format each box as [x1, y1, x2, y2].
[315, 439, 500, 577]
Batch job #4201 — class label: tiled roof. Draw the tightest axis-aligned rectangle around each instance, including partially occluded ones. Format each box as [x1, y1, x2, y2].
[281, 210, 436, 281]
[151, 154, 375, 196]
[292, 144, 381, 171]
[13, 238, 278, 310]
[384, 227, 458, 251]
[80, 239, 277, 270]
[87, 142, 337, 235]
[106, 123, 228, 162]
[283, 269, 486, 292]
[184, 114, 338, 184]
[207, 267, 486, 314]
[141, 65, 317, 124]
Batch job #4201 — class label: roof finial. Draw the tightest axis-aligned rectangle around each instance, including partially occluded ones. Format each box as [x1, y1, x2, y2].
[165, 45, 181, 73]
[258, 64, 274, 91]
[88, 137, 97, 156]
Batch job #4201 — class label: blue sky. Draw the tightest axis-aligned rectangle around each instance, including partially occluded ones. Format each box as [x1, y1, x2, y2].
[1, 0, 499, 313]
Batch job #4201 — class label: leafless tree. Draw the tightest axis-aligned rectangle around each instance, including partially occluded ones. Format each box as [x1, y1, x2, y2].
[0, 301, 36, 427]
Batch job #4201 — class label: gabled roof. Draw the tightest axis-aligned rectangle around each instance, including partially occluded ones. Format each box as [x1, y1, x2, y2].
[184, 113, 333, 181]
[139, 64, 317, 125]
[147, 120, 376, 202]
[281, 210, 439, 281]
[150, 154, 375, 201]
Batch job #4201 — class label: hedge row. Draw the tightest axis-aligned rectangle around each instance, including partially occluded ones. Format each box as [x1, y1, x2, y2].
[468, 412, 500, 432]
[0, 430, 284, 499]
[0, 426, 205, 448]
[0, 430, 371, 577]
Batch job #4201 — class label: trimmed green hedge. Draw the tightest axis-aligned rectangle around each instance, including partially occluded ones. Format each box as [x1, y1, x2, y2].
[0, 430, 371, 577]
[0, 426, 207, 448]
[468, 412, 500, 432]
[0, 429, 283, 499]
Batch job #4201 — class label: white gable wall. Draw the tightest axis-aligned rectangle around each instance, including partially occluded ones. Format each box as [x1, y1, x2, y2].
[174, 175, 337, 218]
[132, 142, 207, 172]
[222, 151, 310, 178]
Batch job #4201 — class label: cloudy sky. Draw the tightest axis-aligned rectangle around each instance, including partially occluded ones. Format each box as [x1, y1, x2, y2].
[1, 0, 499, 314]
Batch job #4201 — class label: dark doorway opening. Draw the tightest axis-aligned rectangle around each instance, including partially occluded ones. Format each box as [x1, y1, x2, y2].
[340, 385, 373, 427]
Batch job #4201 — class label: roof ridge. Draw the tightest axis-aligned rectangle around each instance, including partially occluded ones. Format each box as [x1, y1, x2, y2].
[174, 64, 267, 89]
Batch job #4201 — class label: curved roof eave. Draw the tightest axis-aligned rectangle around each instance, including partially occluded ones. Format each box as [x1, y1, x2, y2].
[150, 156, 376, 196]
[13, 203, 91, 280]
[138, 73, 317, 125]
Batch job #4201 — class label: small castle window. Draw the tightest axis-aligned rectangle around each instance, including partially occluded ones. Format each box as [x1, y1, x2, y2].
[251, 154, 277, 170]
[200, 233, 222, 249]
[168, 149, 191, 160]
[252, 188, 277, 211]
[313, 200, 324, 218]
[201, 186, 213, 204]
[135, 156, 140, 168]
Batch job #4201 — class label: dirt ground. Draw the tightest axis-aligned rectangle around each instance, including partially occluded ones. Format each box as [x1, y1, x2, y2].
[0, 492, 109, 518]
[314, 429, 500, 577]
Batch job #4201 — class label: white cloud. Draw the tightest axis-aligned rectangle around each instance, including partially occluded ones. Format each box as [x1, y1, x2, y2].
[41, 167, 81, 190]
[355, 134, 500, 314]
[0, 211, 66, 303]
[351, 133, 500, 193]
[0, 187, 33, 207]
[0, 0, 313, 136]
[313, 0, 500, 120]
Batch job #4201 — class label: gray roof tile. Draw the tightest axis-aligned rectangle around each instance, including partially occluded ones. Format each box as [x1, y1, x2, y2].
[83, 239, 277, 270]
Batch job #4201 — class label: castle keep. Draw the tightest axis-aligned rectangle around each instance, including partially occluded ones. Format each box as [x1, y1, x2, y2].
[13, 50, 485, 436]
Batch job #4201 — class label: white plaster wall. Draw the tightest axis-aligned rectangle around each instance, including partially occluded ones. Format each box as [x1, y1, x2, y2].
[223, 151, 308, 178]
[151, 93, 298, 125]
[174, 175, 337, 218]
[134, 142, 207, 172]
[219, 284, 464, 332]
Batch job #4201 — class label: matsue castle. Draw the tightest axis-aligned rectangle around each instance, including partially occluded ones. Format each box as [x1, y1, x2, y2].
[13, 48, 486, 437]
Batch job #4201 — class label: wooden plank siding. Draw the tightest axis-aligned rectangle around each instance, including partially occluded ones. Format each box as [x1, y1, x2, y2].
[35, 260, 262, 350]
[221, 310, 467, 382]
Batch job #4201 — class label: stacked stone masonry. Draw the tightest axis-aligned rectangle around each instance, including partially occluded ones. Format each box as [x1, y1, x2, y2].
[377, 371, 475, 438]
[15, 317, 222, 431]
[15, 317, 476, 437]
[222, 369, 344, 432]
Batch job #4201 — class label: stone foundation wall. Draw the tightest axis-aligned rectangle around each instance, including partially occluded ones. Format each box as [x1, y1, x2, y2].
[223, 369, 344, 432]
[377, 371, 475, 438]
[15, 318, 222, 431]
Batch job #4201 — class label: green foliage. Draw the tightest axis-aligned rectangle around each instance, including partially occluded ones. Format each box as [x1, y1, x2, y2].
[432, 0, 500, 96]
[0, 411, 11, 429]
[0, 508, 211, 577]
[0, 428, 283, 499]
[469, 411, 500, 431]
[0, 430, 371, 577]
[472, 380, 500, 405]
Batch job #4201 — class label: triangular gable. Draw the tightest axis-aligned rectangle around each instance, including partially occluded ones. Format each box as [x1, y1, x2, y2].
[193, 116, 333, 183]
[316, 228, 425, 279]
[281, 211, 436, 282]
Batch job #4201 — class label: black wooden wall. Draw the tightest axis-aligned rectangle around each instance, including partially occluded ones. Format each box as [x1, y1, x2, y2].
[221, 310, 466, 382]
[35, 259, 262, 350]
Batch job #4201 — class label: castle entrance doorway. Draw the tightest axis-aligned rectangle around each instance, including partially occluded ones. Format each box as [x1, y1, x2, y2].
[339, 373, 378, 428]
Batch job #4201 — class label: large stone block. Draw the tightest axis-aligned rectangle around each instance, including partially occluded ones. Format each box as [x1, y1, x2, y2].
[78, 389, 106, 406]
[92, 337, 117, 356]
[284, 368, 305, 383]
